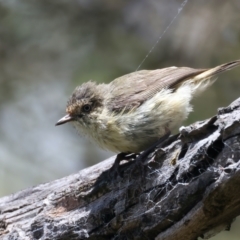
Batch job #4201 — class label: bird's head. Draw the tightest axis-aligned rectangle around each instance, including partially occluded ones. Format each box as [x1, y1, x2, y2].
[56, 82, 104, 127]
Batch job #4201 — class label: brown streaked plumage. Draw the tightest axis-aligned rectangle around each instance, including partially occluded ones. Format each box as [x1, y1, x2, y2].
[56, 60, 240, 154]
[107, 67, 206, 112]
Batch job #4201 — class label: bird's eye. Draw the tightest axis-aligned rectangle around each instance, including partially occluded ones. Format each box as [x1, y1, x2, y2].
[82, 104, 91, 113]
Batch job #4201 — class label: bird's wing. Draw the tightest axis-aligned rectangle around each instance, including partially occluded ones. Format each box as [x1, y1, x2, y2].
[107, 66, 206, 113]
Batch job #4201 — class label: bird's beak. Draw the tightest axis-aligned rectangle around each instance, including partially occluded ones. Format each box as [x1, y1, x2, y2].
[55, 114, 74, 126]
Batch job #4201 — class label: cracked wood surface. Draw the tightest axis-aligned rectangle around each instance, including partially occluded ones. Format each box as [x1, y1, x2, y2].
[1, 98, 240, 240]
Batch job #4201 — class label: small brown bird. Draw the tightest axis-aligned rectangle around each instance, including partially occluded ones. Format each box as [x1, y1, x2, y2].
[56, 60, 240, 159]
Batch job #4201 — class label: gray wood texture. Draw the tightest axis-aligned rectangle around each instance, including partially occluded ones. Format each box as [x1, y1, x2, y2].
[1, 98, 240, 240]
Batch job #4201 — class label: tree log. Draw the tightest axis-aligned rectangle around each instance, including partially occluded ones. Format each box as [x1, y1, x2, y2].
[1, 98, 240, 240]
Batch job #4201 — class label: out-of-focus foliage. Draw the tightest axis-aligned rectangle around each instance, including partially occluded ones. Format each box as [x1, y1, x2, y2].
[0, 1, 240, 238]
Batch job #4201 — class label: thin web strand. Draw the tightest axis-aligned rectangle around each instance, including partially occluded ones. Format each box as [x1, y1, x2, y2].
[136, 0, 189, 71]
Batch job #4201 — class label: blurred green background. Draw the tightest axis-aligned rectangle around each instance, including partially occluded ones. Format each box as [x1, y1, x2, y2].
[0, 0, 240, 239]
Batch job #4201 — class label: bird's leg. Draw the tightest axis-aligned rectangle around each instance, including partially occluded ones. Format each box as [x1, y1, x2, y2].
[135, 132, 171, 164]
[108, 132, 179, 179]
[135, 131, 179, 171]
[109, 152, 137, 178]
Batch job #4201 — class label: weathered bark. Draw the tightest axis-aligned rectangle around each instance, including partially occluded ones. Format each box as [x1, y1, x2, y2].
[1, 98, 240, 240]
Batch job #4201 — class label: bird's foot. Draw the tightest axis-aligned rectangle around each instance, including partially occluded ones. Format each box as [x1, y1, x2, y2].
[108, 152, 137, 179]
[134, 132, 179, 176]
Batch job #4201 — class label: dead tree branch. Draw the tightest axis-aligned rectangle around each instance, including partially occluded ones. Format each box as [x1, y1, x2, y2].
[1, 98, 240, 240]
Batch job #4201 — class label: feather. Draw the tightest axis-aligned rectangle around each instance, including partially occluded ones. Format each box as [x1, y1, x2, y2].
[106, 67, 206, 112]
[106, 60, 240, 113]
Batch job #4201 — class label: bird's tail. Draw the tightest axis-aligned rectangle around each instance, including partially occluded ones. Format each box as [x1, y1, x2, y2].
[195, 59, 240, 80]
[183, 59, 240, 96]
